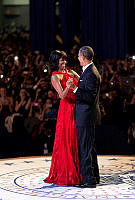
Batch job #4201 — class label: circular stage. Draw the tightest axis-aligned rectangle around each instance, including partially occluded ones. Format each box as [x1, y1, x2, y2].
[0, 156, 135, 200]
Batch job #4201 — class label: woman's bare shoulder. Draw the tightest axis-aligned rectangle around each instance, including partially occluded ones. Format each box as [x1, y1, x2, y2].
[51, 72, 63, 81]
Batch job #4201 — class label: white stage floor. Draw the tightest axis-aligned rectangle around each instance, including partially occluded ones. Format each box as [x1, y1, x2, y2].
[0, 155, 135, 200]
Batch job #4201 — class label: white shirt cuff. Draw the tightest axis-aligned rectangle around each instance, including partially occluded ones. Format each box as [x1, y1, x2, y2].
[73, 87, 78, 93]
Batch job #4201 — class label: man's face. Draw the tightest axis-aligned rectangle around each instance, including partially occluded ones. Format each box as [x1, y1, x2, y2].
[78, 51, 84, 66]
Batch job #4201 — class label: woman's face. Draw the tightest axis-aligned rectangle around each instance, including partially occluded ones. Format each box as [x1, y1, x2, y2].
[58, 58, 67, 71]
[20, 89, 26, 98]
[0, 88, 6, 97]
[37, 98, 43, 106]
[48, 90, 53, 98]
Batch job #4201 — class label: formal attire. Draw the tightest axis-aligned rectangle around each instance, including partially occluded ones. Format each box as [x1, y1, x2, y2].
[44, 71, 81, 185]
[74, 63, 101, 185]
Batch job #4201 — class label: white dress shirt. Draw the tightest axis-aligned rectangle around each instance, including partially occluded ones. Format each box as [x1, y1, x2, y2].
[82, 62, 93, 72]
[73, 62, 93, 93]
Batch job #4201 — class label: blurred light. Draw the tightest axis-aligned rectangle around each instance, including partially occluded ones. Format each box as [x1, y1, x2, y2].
[132, 55, 135, 60]
[105, 93, 109, 97]
[14, 56, 18, 61]
[110, 81, 114, 86]
[44, 69, 47, 73]
[0, 74, 4, 79]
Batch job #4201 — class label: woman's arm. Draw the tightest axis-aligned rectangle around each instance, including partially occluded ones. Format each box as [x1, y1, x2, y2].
[15, 100, 23, 112]
[70, 70, 80, 81]
[25, 97, 31, 110]
[28, 103, 33, 117]
[9, 97, 13, 113]
[51, 75, 71, 99]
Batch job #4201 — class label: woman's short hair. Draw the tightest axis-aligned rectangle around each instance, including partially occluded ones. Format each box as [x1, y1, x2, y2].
[79, 46, 94, 61]
[49, 50, 67, 71]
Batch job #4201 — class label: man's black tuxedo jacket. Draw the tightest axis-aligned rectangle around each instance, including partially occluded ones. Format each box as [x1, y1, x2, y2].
[74, 63, 101, 127]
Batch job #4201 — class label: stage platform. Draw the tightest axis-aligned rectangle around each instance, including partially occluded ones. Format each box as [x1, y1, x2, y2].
[0, 155, 135, 200]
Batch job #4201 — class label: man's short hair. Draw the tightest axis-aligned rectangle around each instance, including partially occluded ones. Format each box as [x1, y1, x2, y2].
[79, 46, 94, 60]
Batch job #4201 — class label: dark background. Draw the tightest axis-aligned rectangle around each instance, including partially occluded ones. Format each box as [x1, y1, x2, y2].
[30, 0, 135, 60]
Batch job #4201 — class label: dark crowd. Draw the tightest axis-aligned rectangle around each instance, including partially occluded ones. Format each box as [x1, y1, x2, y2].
[0, 27, 135, 158]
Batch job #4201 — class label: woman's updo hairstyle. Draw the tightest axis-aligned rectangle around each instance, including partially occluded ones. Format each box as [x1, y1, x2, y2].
[49, 50, 67, 72]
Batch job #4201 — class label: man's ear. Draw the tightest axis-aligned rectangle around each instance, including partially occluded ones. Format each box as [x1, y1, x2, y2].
[82, 55, 86, 63]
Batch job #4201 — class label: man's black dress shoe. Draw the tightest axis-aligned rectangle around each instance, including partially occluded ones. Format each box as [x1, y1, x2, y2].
[81, 183, 96, 188]
[74, 184, 82, 187]
[74, 183, 96, 188]
[96, 177, 100, 184]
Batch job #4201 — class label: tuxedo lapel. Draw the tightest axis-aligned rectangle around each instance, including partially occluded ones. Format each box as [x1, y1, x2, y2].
[78, 64, 92, 82]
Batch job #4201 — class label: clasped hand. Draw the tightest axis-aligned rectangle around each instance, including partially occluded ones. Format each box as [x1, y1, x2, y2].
[66, 78, 75, 89]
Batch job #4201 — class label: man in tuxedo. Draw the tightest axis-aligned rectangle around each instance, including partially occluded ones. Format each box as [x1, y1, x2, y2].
[73, 46, 101, 188]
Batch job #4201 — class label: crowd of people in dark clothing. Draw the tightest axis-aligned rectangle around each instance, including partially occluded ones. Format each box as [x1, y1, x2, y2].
[0, 27, 135, 158]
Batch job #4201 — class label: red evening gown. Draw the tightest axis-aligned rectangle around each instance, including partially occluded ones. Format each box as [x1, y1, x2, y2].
[44, 71, 81, 185]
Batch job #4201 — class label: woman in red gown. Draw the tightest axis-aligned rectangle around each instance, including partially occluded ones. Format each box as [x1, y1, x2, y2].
[43, 50, 81, 186]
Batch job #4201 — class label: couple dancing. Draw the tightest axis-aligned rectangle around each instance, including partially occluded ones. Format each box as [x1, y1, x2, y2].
[43, 46, 101, 188]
